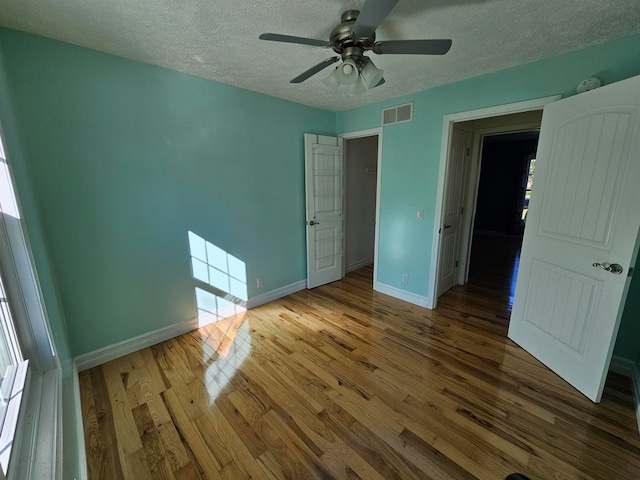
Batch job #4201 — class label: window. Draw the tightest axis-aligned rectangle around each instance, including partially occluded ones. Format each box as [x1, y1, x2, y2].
[0, 124, 59, 479]
[0, 274, 28, 475]
[0, 137, 31, 477]
[521, 154, 536, 223]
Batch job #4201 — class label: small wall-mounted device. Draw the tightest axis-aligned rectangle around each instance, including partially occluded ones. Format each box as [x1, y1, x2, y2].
[576, 77, 602, 94]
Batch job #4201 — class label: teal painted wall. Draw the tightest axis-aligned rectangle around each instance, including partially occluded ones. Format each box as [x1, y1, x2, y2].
[616, 273, 640, 364]
[337, 34, 640, 362]
[0, 28, 335, 358]
[0, 35, 82, 480]
[1, 24, 639, 479]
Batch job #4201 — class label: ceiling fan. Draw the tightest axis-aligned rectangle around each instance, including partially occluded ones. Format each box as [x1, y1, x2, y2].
[259, 0, 452, 95]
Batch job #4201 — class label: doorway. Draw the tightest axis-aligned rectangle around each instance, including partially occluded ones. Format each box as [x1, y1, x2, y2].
[340, 128, 383, 287]
[344, 136, 378, 273]
[467, 131, 540, 312]
[429, 96, 559, 309]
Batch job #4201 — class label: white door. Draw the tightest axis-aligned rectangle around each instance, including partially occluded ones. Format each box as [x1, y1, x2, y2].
[509, 75, 640, 402]
[437, 126, 470, 297]
[304, 134, 344, 289]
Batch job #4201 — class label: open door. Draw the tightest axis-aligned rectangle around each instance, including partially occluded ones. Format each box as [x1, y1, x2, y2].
[509, 75, 640, 402]
[437, 126, 470, 297]
[304, 134, 344, 289]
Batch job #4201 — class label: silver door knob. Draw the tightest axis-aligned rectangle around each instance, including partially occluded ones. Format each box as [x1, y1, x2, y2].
[592, 262, 624, 275]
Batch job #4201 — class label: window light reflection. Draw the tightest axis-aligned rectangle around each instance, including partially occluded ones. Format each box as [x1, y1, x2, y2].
[188, 231, 247, 328]
[188, 229, 252, 403]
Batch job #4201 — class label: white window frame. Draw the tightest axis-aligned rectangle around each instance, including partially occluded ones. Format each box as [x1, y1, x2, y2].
[0, 123, 61, 479]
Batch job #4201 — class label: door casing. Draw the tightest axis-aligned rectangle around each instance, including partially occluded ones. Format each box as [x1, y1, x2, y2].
[429, 96, 561, 309]
[339, 128, 383, 288]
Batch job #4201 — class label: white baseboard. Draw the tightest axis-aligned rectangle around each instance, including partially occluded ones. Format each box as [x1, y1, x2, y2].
[75, 316, 210, 372]
[75, 279, 307, 371]
[610, 355, 640, 434]
[374, 281, 430, 308]
[346, 258, 373, 273]
[246, 279, 306, 309]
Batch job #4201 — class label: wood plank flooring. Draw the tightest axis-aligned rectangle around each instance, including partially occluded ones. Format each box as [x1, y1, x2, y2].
[467, 232, 523, 313]
[80, 265, 640, 479]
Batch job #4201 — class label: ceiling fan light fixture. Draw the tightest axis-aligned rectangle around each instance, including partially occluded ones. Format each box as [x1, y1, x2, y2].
[348, 76, 367, 96]
[260, 2, 453, 95]
[335, 58, 359, 85]
[323, 67, 341, 91]
[360, 59, 384, 89]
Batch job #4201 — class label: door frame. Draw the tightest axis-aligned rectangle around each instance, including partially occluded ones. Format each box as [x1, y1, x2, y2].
[339, 128, 383, 287]
[428, 96, 560, 309]
[458, 123, 542, 285]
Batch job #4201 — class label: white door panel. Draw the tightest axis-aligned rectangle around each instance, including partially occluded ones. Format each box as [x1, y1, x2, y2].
[438, 126, 470, 297]
[509, 75, 640, 402]
[305, 134, 344, 288]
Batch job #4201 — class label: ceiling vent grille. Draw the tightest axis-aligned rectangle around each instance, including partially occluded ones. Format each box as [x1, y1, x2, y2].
[382, 102, 413, 126]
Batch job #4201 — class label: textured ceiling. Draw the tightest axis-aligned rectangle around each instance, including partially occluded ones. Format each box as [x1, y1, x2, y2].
[1, 0, 639, 112]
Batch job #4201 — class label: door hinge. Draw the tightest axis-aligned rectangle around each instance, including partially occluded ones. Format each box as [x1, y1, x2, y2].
[629, 267, 634, 277]
[455, 260, 458, 268]
[460, 206, 464, 215]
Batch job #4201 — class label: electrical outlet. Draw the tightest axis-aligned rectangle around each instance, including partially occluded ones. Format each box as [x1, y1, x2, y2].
[256, 277, 263, 289]
[416, 209, 424, 221]
[402, 274, 409, 284]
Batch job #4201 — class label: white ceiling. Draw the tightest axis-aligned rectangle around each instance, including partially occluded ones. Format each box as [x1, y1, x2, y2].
[1, 0, 639, 112]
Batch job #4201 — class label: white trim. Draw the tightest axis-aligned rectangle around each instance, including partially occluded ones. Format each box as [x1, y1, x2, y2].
[9, 368, 37, 480]
[75, 316, 211, 371]
[0, 112, 63, 480]
[609, 355, 640, 434]
[31, 370, 58, 479]
[245, 279, 306, 309]
[8, 368, 59, 480]
[76, 279, 307, 371]
[339, 128, 383, 288]
[374, 281, 430, 308]
[428, 95, 562, 309]
[346, 258, 373, 273]
[1, 361, 28, 475]
[71, 360, 87, 480]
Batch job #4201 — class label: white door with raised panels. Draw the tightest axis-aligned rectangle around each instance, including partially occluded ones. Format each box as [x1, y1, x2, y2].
[438, 126, 470, 297]
[509, 75, 640, 402]
[304, 134, 344, 289]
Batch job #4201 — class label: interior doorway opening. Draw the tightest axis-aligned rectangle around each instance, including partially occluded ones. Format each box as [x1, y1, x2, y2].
[467, 131, 540, 313]
[344, 136, 377, 275]
[429, 96, 559, 310]
[340, 128, 383, 288]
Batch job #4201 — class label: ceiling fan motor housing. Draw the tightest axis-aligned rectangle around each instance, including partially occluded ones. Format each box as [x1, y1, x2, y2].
[330, 10, 376, 66]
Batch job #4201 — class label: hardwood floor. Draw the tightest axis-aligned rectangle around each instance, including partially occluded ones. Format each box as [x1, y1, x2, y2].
[467, 232, 523, 314]
[80, 265, 640, 479]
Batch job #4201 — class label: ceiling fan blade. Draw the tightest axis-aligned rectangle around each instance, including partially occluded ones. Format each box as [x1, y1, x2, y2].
[259, 33, 331, 47]
[290, 57, 340, 83]
[351, 0, 399, 39]
[373, 39, 452, 55]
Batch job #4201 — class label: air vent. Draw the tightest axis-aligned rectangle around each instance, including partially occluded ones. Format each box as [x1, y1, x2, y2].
[382, 102, 413, 126]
